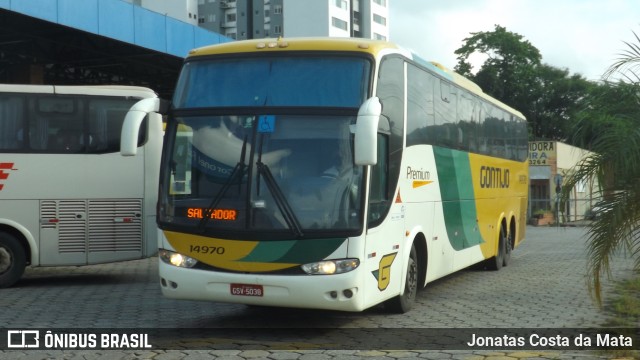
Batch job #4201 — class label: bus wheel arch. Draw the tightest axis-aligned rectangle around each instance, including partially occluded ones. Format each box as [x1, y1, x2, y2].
[384, 233, 427, 314]
[413, 233, 428, 289]
[0, 226, 29, 288]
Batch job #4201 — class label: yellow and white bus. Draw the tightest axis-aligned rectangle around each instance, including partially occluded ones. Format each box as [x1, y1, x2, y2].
[128, 38, 528, 312]
[0, 84, 163, 288]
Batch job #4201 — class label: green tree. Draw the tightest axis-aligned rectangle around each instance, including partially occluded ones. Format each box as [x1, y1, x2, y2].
[454, 25, 541, 111]
[532, 65, 594, 141]
[454, 25, 593, 141]
[563, 40, 640, 304]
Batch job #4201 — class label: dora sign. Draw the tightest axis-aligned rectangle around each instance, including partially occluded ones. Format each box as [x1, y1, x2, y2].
[529, 141, 556, 166]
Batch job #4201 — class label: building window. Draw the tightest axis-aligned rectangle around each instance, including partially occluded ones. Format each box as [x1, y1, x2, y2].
[274, 25, 282, 34]
[331, 17, 348, 30]
[273, 5, 282, 14]
[334, 0, 347, 10]
[374, 33, 386, 41]
[373, 0, 386, 6]
[226, 13, 236, 22]
[373, 14, 386, 26]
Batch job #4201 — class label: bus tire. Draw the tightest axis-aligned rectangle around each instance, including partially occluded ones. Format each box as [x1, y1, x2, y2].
[486, 226, 506, 271]
[385, 243, 418, 313]
[503, 229, 513, 267]
[0, 232, 26, 288]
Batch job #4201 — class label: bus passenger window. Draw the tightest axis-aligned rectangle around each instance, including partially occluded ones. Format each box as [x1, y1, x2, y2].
[55, 128, 83, 152]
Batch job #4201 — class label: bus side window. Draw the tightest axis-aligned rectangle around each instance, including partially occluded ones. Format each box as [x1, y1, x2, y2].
[88, 99, 141, 154]
[406, 64, 435, 147]
[54, 127, 84, 152]
[0, 96, 25, 150]
[373, 56, 404, 227]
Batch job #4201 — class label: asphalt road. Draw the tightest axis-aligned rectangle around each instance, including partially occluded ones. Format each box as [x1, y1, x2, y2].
[0, 225, 637, 359]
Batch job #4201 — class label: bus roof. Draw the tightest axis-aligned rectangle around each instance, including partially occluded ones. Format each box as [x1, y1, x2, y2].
[186, 37, 525, 120]
[187, 37, 400, 58]
[0, 84, 158, 99]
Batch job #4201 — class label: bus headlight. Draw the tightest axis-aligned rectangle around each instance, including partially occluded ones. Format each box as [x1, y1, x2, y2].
[159, 249, 198, 268]
[301, 259, 360, 275]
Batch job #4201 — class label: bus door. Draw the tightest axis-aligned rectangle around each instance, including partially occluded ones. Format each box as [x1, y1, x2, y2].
[362, 133, 407, 306]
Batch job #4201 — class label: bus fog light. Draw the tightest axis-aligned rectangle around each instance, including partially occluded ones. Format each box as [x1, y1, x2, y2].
[301, 258, 359, 275]
[159, 249, 198, 268]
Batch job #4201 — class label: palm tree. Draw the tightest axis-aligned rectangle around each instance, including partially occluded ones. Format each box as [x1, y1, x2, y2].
[563, 33, 640, 305]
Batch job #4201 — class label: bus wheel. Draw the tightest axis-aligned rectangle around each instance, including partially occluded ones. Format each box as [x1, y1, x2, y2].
[385, 244, 418, 313]
[0, 232, 26, 288]
[503, 229, 513, 267]
[486, 227, 506, 271]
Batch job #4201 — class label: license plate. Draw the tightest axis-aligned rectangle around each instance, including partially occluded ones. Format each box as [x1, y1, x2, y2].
[230, 283, 263, 297]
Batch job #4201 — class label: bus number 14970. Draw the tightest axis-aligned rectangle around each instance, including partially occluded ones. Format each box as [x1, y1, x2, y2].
[189, 245, 225, 255]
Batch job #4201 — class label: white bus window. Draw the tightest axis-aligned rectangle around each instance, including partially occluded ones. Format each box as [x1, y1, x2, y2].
[0, 96, 25, 150]
[88, 98, 141, 153]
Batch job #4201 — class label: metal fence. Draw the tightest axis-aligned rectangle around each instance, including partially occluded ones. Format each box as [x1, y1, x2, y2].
[529, 197, 600, 224]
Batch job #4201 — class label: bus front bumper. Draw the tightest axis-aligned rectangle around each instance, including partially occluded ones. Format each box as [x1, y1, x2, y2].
[158, 259, 367, 312]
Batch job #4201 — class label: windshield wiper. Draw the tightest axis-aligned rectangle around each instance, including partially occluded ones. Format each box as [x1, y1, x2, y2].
[256, 161, 304, 238]
[197, 134, 248, 232]
[255, 135, 304, 238]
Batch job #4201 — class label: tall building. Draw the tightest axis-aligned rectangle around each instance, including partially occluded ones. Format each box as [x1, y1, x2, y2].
[197, 0, 389, 40]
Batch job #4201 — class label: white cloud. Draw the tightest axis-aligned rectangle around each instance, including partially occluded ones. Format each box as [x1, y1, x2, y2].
[389, 0, 640, 81]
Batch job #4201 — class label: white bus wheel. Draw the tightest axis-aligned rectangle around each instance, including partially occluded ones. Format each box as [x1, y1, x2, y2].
[0, 232, 26, 288]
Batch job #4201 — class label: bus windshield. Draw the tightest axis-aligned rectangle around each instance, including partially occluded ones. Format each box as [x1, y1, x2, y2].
[161, 114, 364, 237]
[160, 54, 372, 238]
[172, 56, 371, 108]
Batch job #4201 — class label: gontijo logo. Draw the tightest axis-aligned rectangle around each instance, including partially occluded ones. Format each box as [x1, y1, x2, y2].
[479, 165, 510, 189]
[0, 162, 17, 191]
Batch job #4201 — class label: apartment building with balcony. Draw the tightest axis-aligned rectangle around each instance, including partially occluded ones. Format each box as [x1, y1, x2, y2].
[197, 0, 389, 40]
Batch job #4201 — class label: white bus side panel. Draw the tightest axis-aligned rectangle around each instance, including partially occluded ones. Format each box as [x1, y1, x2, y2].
[1, 151, 147, 266]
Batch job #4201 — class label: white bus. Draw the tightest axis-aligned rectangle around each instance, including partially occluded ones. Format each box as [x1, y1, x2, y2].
[124, 38, 528, 313]
[0, 84, 163, 288]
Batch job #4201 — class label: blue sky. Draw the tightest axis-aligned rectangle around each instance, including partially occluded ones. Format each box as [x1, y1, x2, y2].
[389, 0, 640, 81]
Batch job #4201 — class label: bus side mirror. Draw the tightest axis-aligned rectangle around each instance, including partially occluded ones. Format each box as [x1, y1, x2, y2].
[121, 98, 166, 156]
[354, 97, 381, 166]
